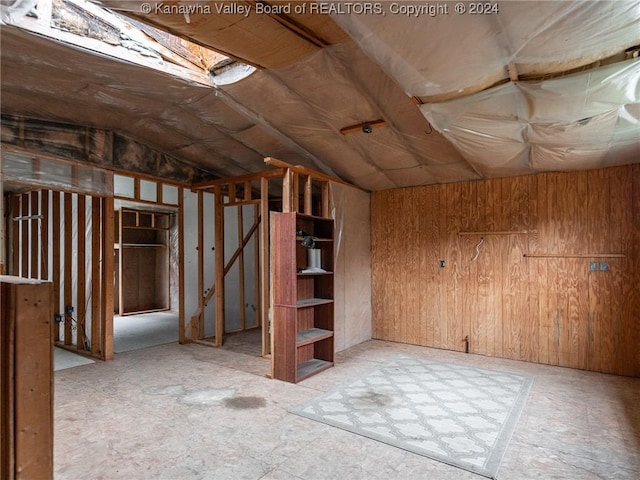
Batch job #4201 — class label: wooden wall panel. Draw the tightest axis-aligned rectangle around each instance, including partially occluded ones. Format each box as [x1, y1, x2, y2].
[371, 164, 640, 377]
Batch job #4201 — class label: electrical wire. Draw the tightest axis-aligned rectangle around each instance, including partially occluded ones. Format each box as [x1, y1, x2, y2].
[471, 237, 485, 261]
[65, 312, 91, 351]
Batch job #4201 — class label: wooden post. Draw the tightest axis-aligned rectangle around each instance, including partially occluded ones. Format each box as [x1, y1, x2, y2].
[237, 205, 246, 331]
[214, 185, 225, 346]
[100, 196, 114, 360]
[117, 209, 123, 316]
[21, 194, 28, 278]
[321, 181, 330, 218]
[178, 187, 186, 344]
[30, 192, 39, 279]
[1, 276, 54, 480]
[63, 193, 72, 345]
[282, 168, 294, 213]
[77, 195, 86, 350]
[40, 191, 49, 280]
[11, 195, 20, 277]
[197, 191, 204, 340]
[260, 177, 270, 357]
[90, 197, 101, 355]
[253, 204, 260, 330]
[52, 193, 61, 342]
[304, 175, 313, 215]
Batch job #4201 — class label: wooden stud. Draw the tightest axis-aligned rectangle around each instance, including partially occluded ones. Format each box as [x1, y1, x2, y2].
[214, 185, 225, 347]
[117, 209, 123, 316]
[91, 197, 101, 355]
[178, 187, 186, 344]
[260, 177, 270, 358]
[237, 206, 246, 331]
[21, 194, 29, 278]
[77, 195, 86, 350]
[292, 173, 300, 213]
[11, 194, 20, 277]
[282, 168, 294, 213]
[228, 183, 236, 205]
[101, 196, 115, 360]
[303, 175, 312, 215]
[30, 192, 39, 279]
[244, 181, 252, 202]
[52, 193, 61, 343]
[253, 204, 261, 330]
[63, 193, 72, 346]
[40, 191, 49, 280]
[197, 191, 204, 340]
[321, 182, 330, 218]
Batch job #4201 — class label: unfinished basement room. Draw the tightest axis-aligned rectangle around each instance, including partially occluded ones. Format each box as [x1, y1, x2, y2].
[1, 1, 639, 479]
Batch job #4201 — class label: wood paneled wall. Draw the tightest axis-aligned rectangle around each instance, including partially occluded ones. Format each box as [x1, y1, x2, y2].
[371, 165, 640, 377]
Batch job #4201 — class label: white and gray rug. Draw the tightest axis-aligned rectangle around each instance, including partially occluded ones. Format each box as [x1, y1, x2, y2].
[291, 355, 533, 479]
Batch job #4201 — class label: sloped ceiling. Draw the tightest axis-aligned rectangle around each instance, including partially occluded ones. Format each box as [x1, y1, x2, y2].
[2, 0, 639, 190]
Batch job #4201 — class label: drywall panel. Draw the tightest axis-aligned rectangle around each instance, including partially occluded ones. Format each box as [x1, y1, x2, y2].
[371, 164, 640, 377]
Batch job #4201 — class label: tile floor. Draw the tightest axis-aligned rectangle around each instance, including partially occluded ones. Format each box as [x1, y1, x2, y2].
[54, 340, 640, 480]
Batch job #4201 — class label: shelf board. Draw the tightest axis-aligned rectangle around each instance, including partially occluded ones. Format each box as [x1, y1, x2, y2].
[295, 236, 332, 243]
[297, 328, 333, 347]
[296, 359, 333, 382]
[296, 213, 333, 222]
[296, 298, 334, 308]
[297, 271, 333, 276]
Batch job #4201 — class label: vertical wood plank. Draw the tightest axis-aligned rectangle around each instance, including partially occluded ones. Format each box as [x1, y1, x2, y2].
[214, 185, 225, 346]
[91, 197, 101, 355]
[63, 193, 72, 345]
[253, 203, 261, 331]
[321, 182, 330, 218]
[101, 196, 115, 360]
[21, 194, 29, 278]
[178, 187, 186, 344]
[40, 191, 49, 280]
[30, 192, 39, 279]
[77, 195, 86, 350]
[282, 169, 294, 213]
[52, 192, 61, 343]
[11, 194, 20, 277]
[260, 178, 270, 357]
[237, 206, 246, 331]
[197, 191, 204, 340]
[303, 175, 312, 215]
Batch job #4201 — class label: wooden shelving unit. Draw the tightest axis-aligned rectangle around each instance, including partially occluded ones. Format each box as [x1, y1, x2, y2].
[271, 212, 334, 383]
[115, 209, 171, 315]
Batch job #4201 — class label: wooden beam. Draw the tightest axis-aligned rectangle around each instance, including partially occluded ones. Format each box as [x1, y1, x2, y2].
[214, 185, 225, 347]
[30, 192, 39, 279]
[197, 191, 204, 340]
[260, 177, 270, 357]
[237, 205, 246, 331]
[253, 204, 260, 330]
[52, 193, 61, 343]
[77, 195, 86, 350]
[264, 157, 368, 192]
[40, 191, 49, 280]
[339, 119, 386, 136]
[282, 168, 294, 213]
[191, 169, 284, 191]
[303, 175, 313, 215]
[21, 194, 29, 278]
[91, 197, 101, 355]
[101, 196, 115, 360]
[178, 187, 186, 344]
[321, 182, 330, 218]
[63, 193, 72, 346]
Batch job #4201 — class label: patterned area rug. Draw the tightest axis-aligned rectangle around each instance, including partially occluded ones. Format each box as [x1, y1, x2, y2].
[291, 356, 533, 479]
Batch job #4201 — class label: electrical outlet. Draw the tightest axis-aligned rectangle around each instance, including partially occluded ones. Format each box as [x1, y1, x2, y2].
[599, 262, 608, 272]
[439, 260, 446, 268]
[589, 262, 597, 272]
[65, 305, 74, 314]
[54, 314, 63, 323]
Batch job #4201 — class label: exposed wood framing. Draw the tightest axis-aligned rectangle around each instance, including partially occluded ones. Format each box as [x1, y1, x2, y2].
[52, 193, 61, 343]
[21, 194, 28, 278]
[214, 185, 225, 346]
[91, 197, 101, 355]
[30, 192, 38, 279]
[100, 196, 114, 360]
[237, 205, 246, 331]
[178, 186, 186, 344]
[63, 193, 72, 346]
[40, 192, 49, 280]
[260, 177, 270, 357]
[196, 191, 204, 341]
[77, 195, 86, 350]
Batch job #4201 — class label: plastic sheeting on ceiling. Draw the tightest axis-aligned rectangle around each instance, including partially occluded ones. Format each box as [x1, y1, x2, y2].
[2, 1, 640, 190]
